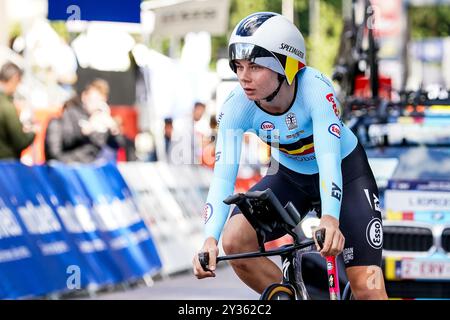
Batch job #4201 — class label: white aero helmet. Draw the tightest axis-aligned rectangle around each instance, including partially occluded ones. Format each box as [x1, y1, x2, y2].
[229, 12, 306, 85]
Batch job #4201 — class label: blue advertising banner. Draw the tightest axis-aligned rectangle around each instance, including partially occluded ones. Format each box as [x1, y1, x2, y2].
[0, 162, 57, 299]
[97, 163, 162, 277]
[0, 161, 162, 298]
[3, 162, 83, 295]
[31, 165, 102, 289]
[74, 163, 162, 281]
[47, 0, 141, 23]
[45, 164, 124, 286]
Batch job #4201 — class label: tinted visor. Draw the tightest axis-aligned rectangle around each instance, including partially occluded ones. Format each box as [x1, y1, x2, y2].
[229, 43, 284, 75]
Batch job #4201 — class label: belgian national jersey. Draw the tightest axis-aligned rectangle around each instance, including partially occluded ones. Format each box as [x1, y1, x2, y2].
[204, 67, 358, 241]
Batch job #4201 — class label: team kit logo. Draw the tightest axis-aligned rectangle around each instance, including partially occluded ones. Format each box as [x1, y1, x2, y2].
[285, 112, 298, 130]
[366, 218, 383, 249]
[328, 123, 341, 139]
[203, 203, 213, 223]
[364, 189, 381, 213]
[331, 182, 342, 201]
[260, 121, 275, 131]
[325, 93, 342, 122]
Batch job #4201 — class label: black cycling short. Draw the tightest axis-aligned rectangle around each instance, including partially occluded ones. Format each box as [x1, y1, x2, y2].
[230, 142, 383, 268]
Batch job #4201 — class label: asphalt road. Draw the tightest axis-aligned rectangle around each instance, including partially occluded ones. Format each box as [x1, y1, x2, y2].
[82, 263, 260, 300]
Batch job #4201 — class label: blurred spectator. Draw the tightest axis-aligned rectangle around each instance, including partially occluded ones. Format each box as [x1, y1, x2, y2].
[163, 117, 173, 158]
[113, 115, 137, 162]
[135, 131, 158, 162]
[0, 62, 35, 160]
[209, 114, 218, 144]
[170, 101, 210, 164]
[201, 114, 219, 168]
[193, 102, 206, 122]
[45, 78, 124, 163]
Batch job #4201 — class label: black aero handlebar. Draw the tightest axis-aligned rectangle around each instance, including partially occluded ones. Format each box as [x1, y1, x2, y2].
[198, 229, 326, 273]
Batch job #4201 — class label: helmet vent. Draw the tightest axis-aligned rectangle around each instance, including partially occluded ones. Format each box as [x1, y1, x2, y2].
[235, 13, 277, 37]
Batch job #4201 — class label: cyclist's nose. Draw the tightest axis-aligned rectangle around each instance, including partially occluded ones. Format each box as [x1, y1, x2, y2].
[238, 68, 251, 83]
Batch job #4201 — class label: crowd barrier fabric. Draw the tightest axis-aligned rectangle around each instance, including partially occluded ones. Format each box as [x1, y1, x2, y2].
[0, 161, 162, 299]
[118, 162, 211, 275]
[0, 162, 53, 298]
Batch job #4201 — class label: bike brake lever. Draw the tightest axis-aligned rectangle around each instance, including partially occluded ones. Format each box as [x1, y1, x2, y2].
[198, 252, 213, 272]
[314, 228, 326, 250]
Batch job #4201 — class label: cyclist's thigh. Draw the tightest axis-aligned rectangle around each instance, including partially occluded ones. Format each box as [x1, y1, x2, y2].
[339, 172, 383, 268]
[222, 214, 260, 252]
[229, 165, 312, 242]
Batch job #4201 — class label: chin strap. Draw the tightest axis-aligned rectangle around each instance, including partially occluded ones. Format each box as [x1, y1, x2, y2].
[262, 74, 286, 102]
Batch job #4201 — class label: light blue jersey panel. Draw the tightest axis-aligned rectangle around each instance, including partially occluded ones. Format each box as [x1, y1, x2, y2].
[204, 67, 358, 241]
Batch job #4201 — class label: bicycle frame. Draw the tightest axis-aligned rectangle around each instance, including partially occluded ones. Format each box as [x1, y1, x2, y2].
[198, 188, 347, 300]
[200, 240, 315, 300]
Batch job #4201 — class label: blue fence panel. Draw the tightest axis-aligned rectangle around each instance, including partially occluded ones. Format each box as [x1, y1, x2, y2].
[0, 162, 57, 298]
[74, 163, 162, 281]
[0, 160, 163, 298]
[4, 162, 81, 295]
[98, 163, 162, 277]
[45, 163, 124, 285]
[31, 165, 101, 289]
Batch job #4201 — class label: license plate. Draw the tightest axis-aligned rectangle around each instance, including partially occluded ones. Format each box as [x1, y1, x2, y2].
[400, 260, 450, 279]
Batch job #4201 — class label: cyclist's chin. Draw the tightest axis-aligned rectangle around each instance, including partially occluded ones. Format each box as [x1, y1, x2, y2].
[244, 92, 259, 101]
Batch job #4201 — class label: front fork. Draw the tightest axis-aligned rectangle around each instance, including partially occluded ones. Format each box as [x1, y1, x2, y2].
[280, 250, 310, 300]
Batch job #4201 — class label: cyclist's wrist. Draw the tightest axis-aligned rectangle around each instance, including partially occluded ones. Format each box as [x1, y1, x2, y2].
[204, 236, 218, 247]
[320, 214, 340, 226]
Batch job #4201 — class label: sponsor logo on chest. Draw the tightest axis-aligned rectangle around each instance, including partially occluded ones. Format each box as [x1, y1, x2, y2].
[260, 121, 275, 131]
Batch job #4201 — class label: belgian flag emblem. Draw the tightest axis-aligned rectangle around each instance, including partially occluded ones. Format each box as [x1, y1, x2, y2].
[274, 53, 305, 84]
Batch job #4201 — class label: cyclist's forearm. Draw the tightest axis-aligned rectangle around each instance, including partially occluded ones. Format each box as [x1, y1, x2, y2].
[316, 152, 342, 220]
[203, 176, 236, 241]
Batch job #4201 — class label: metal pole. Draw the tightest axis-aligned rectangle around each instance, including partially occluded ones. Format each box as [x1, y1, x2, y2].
[309, 0, 320, 67]
[342, 0, 352, 20]
[0, 0, 9, 47]
[169, 35, 179, 59]
[282, 0, 295, 22]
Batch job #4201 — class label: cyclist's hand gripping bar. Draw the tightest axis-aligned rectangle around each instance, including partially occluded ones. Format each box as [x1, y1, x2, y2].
[314, 228, 326, 249]
[198, 252, 211, 272]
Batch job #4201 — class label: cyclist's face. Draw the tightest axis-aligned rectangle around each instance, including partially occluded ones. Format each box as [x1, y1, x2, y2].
[235, 59, 279, 101]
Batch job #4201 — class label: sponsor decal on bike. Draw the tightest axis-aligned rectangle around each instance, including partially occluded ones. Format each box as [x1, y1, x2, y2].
[366, 218, 383, 249]
[260, 121, 275, 131]
[285, 112, 298, 130]
[331, 182, 342, 201]
[328, 123, 341, 139]
[282, 259, 290, 279]
[327, 262, 333, 271]
[203, 203, 213, 223]
[328, 274, 335, 288]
